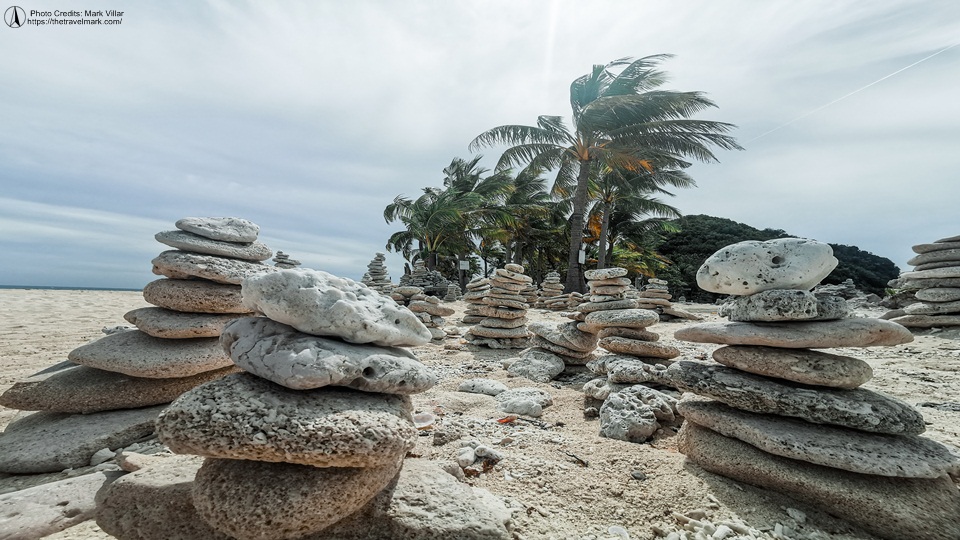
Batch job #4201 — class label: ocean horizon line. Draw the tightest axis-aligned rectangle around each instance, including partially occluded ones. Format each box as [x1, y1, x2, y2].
[0, 284, 143, 292]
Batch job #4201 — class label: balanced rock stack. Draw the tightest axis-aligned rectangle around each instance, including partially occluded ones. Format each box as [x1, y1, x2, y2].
[443, 283, 462, 302]
[408, 292, 455, 341]
[361, 252, 394, 295]
[0, 217, 271, 473]
[536, 271, 568, 310]
[637, 278, 702, 321]
[518, 281, 539, 307]
[120, 269, 445, 539]
[272, 250, 301, 269]
[461, 277, 491, 324]
[668, 238, 960, 540]
[398, 260, 449, 297]
[887, 233, 960, 329]
[389, 285, 423, 306]
[464, 264, 533, 349]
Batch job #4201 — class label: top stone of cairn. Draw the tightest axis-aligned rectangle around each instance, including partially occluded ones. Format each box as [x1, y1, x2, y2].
[697, 238, 838, 295]
[176, 217, 260, 243]
[241, 268, 432, 347]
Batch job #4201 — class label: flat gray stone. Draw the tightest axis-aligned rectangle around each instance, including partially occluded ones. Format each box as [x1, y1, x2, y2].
[605, 357, 671, 384]
[584, 268, 628, 280]
[124, 307, 243, 338]
[494, 267, 532, 283]
[598, 337, 680, 359]
[478, 316, 527, 329]
[494, 387, 552, 417]
[408, 300, 455, 317]
[912, 241, 960, 254]
[508, 350, 564, 382]
[577, 299, 639, 313]
[915, 261, 960, 271]
[666, 360, 925, 435]
[68, 330, 232, 378]
[175, 217, 260, 242]
[142, 278, 249, 314]
[712, 345, 872, 389]
[679, 423, 960, 540]
[220, 317, 436, 394]
[696, 238, 838, 295]
[718, 290, 849, 322]
[579, 309, 659, 333]
[241, 269, 431, 347]
[155, 230, 272, 261]
[596, 327, 659, 341]
[469, 325, 532, 339]
[901, 266, 960, 280]
[915, 288, 960, 302]
[529, 321, 598, 352]
[680, 399, 960, 478]
[193, 458, 403, 540]
[907, 248, 960, 266]
[674, 318, 914, 348]
[0, 470, 124, 539]
[0, 406, 164, 473]
[156, 373, 416, 467]
[0, 362, 239, 413]
[530, 335, 592, 360]
[457, 378, 508, 396]
[475, 305, 527, 319]
[890, 314, 960, 327]
[900, 277, 960, 289]
[152, 250, 275, 284]
[904, 299, 960, 315]
[582, 378, 632, 400]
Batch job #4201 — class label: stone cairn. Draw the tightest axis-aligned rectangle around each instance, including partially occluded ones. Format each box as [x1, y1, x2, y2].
[361, 252, 394, 295]
[464, 264, 533, 349]
[536, 271, 568, 310]
[0, 217, 272, 474]
[885, 233, 960, 329]
[636, 277, 702, 321]
[461, 277, 491, 324]
[137, 269, 436, 538]
[398, 260, 449, 297]
[407, 291, 455, 341]
[443, 283, 462, 302]
[518, 281, 539, 306]
[668, 238, 960, 540]
[272, 250, 301, 269]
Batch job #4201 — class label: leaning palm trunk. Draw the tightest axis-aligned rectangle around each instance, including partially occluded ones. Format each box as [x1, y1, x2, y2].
[597, 199, 612, 269]
[564, 162, 593, 293]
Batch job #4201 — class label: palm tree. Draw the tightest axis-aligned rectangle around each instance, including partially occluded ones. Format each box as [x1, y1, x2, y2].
[470, 54, 742, 292]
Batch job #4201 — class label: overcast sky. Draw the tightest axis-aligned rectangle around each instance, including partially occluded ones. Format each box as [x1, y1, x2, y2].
[1, 1, 957, 289]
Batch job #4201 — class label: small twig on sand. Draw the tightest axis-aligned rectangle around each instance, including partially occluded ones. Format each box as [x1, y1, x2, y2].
[560, 450, 589, 467]
[515, 417, 552, 429]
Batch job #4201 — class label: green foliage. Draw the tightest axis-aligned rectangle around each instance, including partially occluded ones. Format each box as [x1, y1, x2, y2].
[821, 244, 901, 296]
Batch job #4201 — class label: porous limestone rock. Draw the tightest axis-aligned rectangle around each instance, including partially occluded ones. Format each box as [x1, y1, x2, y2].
[155, 230, 272, 261]
[142, 278, 249, 314]
[599, 385, 676, 443]
[507, 349, 565, 383]
[718, 289, 849, 322]
[598, 337, 680, 360]
[457, 378, 508, 396]
[674, 318, 914, 349]
[240, 269, 431, 347]
[68, 330, 232, 378]
[151, 250, 275, 285]
[584, 268, 628, 280]
[175, 217, 260, 243]
[712, 345, 872, 389]
[915, 287, 960, 302]
[579, 309, 659, 332]
[696, 238, 838, 295]
[124, 307, 243, 339]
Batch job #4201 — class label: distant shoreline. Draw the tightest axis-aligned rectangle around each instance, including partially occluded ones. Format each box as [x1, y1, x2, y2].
[0, 285, 142, 292]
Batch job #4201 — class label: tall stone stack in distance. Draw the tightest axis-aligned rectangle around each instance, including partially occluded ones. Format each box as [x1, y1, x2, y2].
[398, 260, 449, 297]
[407, 291, 455, 341]
[361, 252, 394, 295]
[272, 251, 301, 269]
[461, 277, 491, 324]
[635, 278, 702, 321]
[464, 264, 532, 349]
[887, 233, 960, 329]
[668, 238, 960, 540]
[148, 269, 440, 539]
[0, 217, 272, 474]
[536, 271, 568, 310]
[443, 283, 462, 302]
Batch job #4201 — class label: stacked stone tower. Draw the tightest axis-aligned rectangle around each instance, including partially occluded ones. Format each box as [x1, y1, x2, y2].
[361, 253, 394, 295]
[461, 277, 491, 324]
[887, 233, 960, 329]
[464, 264, 532, 349]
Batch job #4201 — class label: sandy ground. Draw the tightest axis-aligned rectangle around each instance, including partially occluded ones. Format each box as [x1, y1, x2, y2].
[1, 288, 959, 540]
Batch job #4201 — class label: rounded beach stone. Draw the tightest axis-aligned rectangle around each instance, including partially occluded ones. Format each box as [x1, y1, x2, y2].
[68, 331, 231, 378]
[912, 240, 960, 254]
[674, 318, 914, 348]
[712, 345, 872, 388]
[717, 289, 849, 322]
[142, 278, 248, 314]
[890, 314, 960, 328]
[665, 360, 925, 435]
[599, 386, 675, 443]
[193, 458, 403, 540]
[457, 378, 508, 396]
[605, 357, 671, 384]
[155, 230, 272, 261]
[907, 248, 960, 266]
[494, 267, 532, 283]
[175, 217, 260, 243]
[152, 250, 275, 285]
[407, 300, 455, 317]
[124, 307, 243, 339]
[481, 297, 528, 309]
[495, 387, 552, 416]
[577, 299, 639, 313]
[220, 317, 436, 394]
[504, 263, 524, 273]
[901, 266, 960, 280]
[241, 269, 431, 347]
[696, 238, 838, 295]
[508, 350, 564, 383]
[904, 299, 960, 315]
[584, 267, 628, 280]
[678, 423, 960, 540]
[156, 373, 416, 467]
[0, 362, 239, 413]
[580, 309, 659, 333]
[530, 335, 592, 360]
[469, 325, 532, 339]
[596, 327, 659, 341]
[598, 337, 679, 359]
[479, 316, 527, 329]
[476, 305, 527, 319]
[529, 321, 598, 352]
[679, 399, 960, 478]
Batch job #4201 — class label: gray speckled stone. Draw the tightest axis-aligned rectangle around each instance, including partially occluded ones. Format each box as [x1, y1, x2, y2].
[907, 248, 960, 266]
[0, 406, 165, 473]
[584, 268, 628, 280]
[220, 317, 436, 394]
[605, 357, 671, 384]
[915, 287, 960, 302]
[697, 238, 838, 295]
[678, 423, 960, 540]
[152, 250, 276, 284]
[494, 387, 553, 417]
[679, 399, 960, 478]
[176, 217, 260, 242]
[890, 314, 960, 328]
[666, 360, 925, 435]
[712, 345, 872, 389]
[578, 309, 659, 333]
[508, 349, 565, 382]
[457, 378, 508, 396]
[241, 269, 431, 347]
[156, 373, 416, 467]
[904, 299, 960, 315]
[674, 318, 914, 348]
[193, 458, 403, 540]
[156, 230, 272, 261]
[68, 330, 231, 378]
[901, 267, 960, 280]
[598, 337, 680, 360]
[529, 321, 598, 352]
[142, 278, 249, 314]
[599, 385, 676, 443]
[912, 241, 960, 254]
[718, 290, 849, 322]
[124, 307, 243, 339]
